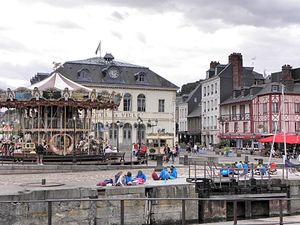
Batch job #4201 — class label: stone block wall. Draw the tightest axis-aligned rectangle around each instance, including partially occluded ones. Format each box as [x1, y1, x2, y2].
[0, 184, 197, 225]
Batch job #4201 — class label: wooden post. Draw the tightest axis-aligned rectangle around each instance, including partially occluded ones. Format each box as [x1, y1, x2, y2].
[233, 200, 237, 225]
[47, 201, 52, 225]
[279, 199, 283, 225]
[182, 199, 186, 225]
[120, 200, 124, 225]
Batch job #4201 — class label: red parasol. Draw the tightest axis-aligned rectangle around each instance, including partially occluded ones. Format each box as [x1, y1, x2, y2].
[259, 133, 300, 144]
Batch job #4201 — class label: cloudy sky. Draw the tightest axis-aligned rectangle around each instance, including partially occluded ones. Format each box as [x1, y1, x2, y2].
[1, 0, 300, 89]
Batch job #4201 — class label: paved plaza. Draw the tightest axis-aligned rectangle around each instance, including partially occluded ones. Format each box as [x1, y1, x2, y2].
[0, 151, 298, 196]
[0, 152, 299, 224]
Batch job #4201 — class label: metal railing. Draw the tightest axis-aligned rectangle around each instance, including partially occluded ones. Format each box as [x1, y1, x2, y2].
[0, 197, 297, 225]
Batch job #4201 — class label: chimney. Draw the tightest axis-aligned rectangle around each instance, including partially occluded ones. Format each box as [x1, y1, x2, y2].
[282, 64, 292, 81]
[282, 64, 294, 91]
[229, 53, 243, 90]
[210, 61, 220, 69]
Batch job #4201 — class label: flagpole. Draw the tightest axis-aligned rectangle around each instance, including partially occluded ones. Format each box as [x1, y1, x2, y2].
[95, 41, 102, 57]
[282, 84, 287, 161]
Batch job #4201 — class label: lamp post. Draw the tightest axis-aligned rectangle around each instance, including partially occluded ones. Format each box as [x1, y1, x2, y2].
[137, 116, 143, 148]
[72, 116, 76, 164]
[116, 120, 121, 152]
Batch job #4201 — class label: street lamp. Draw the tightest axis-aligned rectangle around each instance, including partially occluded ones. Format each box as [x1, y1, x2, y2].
[137, 116, 143, 148]
[116, 121, 123, 152]
[72, 116, 76, 164]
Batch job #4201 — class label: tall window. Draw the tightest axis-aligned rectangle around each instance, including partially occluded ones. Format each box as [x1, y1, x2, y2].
[211, 100, 213, 111]
[272, 121, 279, 132]
[263, 103, 268, 114]
[109, 124, 117, 139]
[137, 124, 146, 143]
[234, 122, 238, 133]
[295, 121, 300, 132]
[240, 105, 245, 120]
[204, 87, 206, 96]
[215, 83, 217, 93]
[137, 94, 146, 112]
[214, 115, 217, 129]
[243, 122, 248, 133]
[123, 123, 132, 144]
[225, 122, 229, 133]
[211, 84, 214, 95]
[123, 93, 132, 111]
[232, 105, 237, 120]
[272, 102, 279, 113]
[295, 103, 300, 114]
[158, 99, 165, 112]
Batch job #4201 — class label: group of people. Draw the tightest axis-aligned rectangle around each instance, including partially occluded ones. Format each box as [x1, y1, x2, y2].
[220, 161, 249, 177]
[97, 170, 147, 186]
[132, 143, 148, 158]
[163, 144, 179, 163]
[185, 143, 208, 154]
[151, 165, 178, 180]
[104, 145, 118, 154]
[96, 165, 178, 186]
[220, 161, 276, 177]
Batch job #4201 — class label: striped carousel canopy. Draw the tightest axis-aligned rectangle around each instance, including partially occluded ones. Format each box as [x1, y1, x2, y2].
[28, 71, 92, 92]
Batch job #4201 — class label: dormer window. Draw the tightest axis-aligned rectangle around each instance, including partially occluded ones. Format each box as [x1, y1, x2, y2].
[139, 74, 145, 82]
[135, 71, 147, 83]
[272, 85, 279, 92]
[77, 68, 91, 82]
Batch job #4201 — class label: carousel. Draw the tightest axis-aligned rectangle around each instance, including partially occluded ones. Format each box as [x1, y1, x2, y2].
[0, 69, 121, 162]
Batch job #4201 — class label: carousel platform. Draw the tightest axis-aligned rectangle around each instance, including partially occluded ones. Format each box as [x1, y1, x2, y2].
[0, 153, 144, 166]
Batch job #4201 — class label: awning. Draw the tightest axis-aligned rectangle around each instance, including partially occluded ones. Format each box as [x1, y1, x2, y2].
[259, 133, 300, 144]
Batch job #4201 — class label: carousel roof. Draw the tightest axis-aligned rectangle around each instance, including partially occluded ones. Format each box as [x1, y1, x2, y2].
[28, 71, 92, 92]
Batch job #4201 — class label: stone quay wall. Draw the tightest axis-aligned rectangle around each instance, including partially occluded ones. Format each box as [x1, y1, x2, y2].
[0, 184, 197, 225]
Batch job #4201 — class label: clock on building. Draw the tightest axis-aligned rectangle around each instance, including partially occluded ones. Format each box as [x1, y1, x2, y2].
[108, 67, 120, 79]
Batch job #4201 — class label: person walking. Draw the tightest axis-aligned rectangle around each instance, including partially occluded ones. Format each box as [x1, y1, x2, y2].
[36, 143, 45, 165]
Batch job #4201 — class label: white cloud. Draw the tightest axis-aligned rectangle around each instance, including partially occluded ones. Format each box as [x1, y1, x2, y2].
[1, 0, 300, 90]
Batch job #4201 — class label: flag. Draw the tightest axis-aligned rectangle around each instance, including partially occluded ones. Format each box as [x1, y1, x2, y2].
[95, 41, 101, 56]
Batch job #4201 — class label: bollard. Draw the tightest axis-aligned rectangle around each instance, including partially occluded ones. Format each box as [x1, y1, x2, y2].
[120, 200, 124, 225]
[48, 201, 52, 225]
[155, 154, 163, 171]
[182, 200, 186, 225]
[233, 200, 237, 225]
[183, 155, 189, 165]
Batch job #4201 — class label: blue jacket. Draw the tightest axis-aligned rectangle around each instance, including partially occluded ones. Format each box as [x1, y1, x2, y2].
[125, 176, 134, 185]
[170, 167, 178, 179]
[136, 171, 147, 182]
[243, 163, 249, 173]
[220, 168, 229, 177]
[159, 168, 170, 180]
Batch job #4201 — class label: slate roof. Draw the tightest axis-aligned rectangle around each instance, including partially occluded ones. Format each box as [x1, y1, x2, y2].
[221, 81, 300, 106]
[187, 106, 201, 118]
[55, 56, 179, 90]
